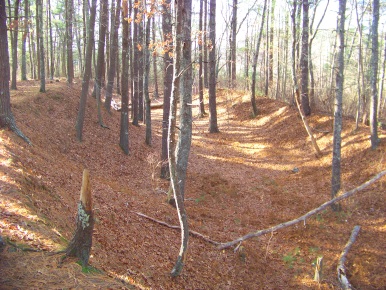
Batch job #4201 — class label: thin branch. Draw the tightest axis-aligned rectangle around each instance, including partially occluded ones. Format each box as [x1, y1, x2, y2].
[337, 225, 361, 290]
[133, 211, 220, 245]
[218, 170, 386, 250]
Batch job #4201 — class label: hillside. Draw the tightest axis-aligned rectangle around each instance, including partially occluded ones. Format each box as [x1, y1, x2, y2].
[0, 80, 385, 289]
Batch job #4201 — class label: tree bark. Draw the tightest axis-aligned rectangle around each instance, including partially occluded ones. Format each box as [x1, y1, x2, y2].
[337, 226, 361, 290]
[66, 0, 74, 84]
[131, 5, 139, 126]
[230, 0, 237, 88]
[0, 0, 30, 144]
[208, 0, 219, 133]
[198, 0, 206, 117]
[144, 16, 152, 146]
[104, 0, 121, 112]
[75, 0, 97, 141]
[37, 0, 45, 93]
[331, 0, 347, 211]
[152, 16, 159, 99]
[120, 0, 130, 154]
[93, 0, 108, 127]
[370, 0, 380, 149]
[168, 0, 192, 276]
[300, 0, 311, 116]
[250, 0, 267, 117]
[66, 169, 94, 267]
[48, 0, 54, 80]
[10, 0, 19, 90]
[160, 0, 173, 179]
[203, 0, 209, 88]
[21, 0, 28, 81]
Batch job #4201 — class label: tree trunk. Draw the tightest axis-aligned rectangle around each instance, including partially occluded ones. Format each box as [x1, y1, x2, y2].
[0, 0, 30, 144]
[66, 169, 94, 267]
[144, 17, 152, 146]
[250, 0, 267, 116]
[120, 0, 129, 154]
[268, 0, 275, 96]
[66, 0, 74, 84]
[48, 0, 54, 80]
[132, 5, 139, 126]
[10, 0, 19, 90]
[75, 0, 97, 141]
[93, 0, 108, 127]
[208, 0, 219, 133]
[230, 0, 237, 88]
[104, 0, 121, 112]
[198, 0, 206, 117]
[370, 0, 380, 150]
[21, 0, 28, 81]
[152, 16, 159, 99]
[300, 0, 311, 116]
[37, 0, 45, 92]
[331, 0, 347, 211]
[379, 32, 386, 116]
[355, 0, 365, 130]
[203, 0, 209, 88]
[160, 0, 173, 179]
[169, 0, 192, 276]
[138, 17, 144, 122]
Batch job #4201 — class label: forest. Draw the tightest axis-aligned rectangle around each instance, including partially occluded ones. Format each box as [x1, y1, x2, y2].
[0, 0, 385, 289]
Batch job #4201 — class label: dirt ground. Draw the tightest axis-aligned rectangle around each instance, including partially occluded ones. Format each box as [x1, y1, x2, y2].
[0, 80, 385, 289]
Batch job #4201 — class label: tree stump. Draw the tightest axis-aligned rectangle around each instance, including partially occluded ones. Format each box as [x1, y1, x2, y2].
[66, 169, 94, 267]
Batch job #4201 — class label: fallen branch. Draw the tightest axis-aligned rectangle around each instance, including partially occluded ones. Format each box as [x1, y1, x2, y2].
[337, 225, 361, 290]
[218, 170, 386, 250]
[133, 211, 220, 246]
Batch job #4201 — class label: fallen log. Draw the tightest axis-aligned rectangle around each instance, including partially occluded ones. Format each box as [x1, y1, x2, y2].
[337, 225, 361, 290]
[217, 170, 386, 250]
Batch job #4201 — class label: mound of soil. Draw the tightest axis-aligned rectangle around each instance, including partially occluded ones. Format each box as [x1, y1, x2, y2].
[0, 81, 385, 289]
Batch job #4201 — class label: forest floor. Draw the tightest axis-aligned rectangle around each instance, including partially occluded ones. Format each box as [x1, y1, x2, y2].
[0, 80, 385, 289]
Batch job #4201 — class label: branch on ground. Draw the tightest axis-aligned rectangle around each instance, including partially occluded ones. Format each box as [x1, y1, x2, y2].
[133, 211, 220, 246]
[337, 225, 361, 290]
[217, 170, 386, 249]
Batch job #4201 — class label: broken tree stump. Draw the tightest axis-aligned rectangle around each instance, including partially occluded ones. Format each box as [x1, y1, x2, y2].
[314, 256, 323, 283]
[337, 225, 361, 290]
[66, 169, 94, 267]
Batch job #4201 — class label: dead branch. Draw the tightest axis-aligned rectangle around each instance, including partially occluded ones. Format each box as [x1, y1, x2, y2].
[337, 225, 361, 290]
[295, 91, 322, 157]
[218, 170, 386, 250]
[133, 211, 220, 246]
